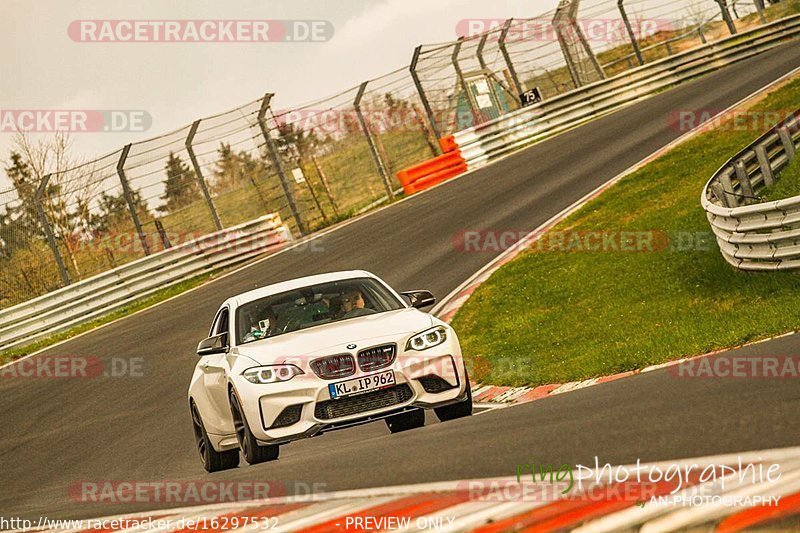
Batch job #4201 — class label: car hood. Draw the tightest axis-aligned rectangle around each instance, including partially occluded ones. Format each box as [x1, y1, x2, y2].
[234, 308, 434, 365]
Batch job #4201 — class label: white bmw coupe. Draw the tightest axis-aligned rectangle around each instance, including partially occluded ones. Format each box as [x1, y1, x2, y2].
[188, 270, 472, 472]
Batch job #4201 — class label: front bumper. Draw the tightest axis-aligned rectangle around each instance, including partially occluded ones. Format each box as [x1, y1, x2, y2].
[223, 342, 466, 449]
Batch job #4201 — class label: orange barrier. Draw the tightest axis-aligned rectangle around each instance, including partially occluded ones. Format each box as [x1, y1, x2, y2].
[397, 138, 466, 195]
[439, 135, 458, 154]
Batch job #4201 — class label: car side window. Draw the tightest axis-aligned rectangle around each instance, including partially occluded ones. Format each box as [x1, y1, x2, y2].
[209, 308, 229, 337]
[215, 309, 229, 336]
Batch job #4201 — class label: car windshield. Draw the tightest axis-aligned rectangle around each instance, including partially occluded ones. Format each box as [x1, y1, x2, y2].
[236, 277, 405, 344]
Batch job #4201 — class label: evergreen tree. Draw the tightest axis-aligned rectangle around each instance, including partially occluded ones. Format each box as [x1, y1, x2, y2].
[4, 152, 40, 231]
[213, 143, 239, 191]
[90, 189, 147, 233]
[158, 152, 198, 213]
[237, 150, 264, 180]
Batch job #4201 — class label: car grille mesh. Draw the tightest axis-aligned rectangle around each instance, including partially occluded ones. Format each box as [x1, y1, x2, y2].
[311, 354, 356, 380]
[357, 344, 396, 372]
[315, 384, 413, 420]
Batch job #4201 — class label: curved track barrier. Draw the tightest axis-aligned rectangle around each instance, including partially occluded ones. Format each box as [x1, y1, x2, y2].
[0, 214, 291, 353]
[702, 109, 800, 270]
[453, 15, 800, 170]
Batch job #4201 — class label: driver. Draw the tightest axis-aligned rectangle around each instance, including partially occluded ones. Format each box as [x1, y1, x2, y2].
[340, 288, 368, 318]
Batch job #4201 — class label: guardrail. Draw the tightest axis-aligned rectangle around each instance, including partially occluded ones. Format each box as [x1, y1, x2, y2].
[452, 15, 800, 169]
[702, 109, 800, 270]
[0, 214, 292, 353]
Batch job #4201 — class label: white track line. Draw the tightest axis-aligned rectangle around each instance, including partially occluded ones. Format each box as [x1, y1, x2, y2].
[274, 496, 396, 532]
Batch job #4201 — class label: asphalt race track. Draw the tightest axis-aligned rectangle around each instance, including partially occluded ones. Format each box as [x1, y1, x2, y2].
[2, 43, 800, 520]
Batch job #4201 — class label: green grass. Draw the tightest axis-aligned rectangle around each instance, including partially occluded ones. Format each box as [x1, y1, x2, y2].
[0, 273, 213, 366]
[762, 150, 800, 200]
[451, 77, 800, 387]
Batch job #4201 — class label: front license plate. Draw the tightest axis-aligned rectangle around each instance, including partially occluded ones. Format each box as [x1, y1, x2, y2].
[329, 371, 395, 399]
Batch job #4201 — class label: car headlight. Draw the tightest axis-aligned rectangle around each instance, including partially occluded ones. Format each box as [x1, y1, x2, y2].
[406, 326, 448, 351]
[242, 365, 304, 384]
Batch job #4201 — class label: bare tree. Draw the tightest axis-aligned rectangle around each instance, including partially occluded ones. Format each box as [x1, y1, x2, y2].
[683, 0, 714, 31]
[7, 131, 100, 277]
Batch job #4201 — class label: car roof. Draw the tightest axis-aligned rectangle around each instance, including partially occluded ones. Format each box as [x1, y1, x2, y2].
[225, 270, 381, 308]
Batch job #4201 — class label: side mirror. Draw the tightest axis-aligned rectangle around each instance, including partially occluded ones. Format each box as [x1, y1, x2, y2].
[197, 333, 229, 356]
[401, 290, 436, 309]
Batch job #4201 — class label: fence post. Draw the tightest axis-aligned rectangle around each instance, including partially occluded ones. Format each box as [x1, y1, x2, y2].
[452, 37, 479, 127]
[754, 144, 775, 187]
[778, 126, 796, 159]
[186, 119, 223, 231]
[553, 0, 605, 85]
[116, 143, 151, 255]
[714, 0, 738, 34]
[257, 93, 307, 236]
[499, 19, 524, 97]
[476, 34, 490, 73]
[248, 173, 272, 213]
[34, 173, 71, 286]
[412, 103, 440, 156]
[697, 24, 707, 44]
[617, 0, 645, 66]
[475, 33, 515, 105]
[718, 168, 738, 206]
[297, 159, 328, 224]
[734, 160, 755, 202]
[574, 18, 606, 80]
[553, 17, 582, 86]
[354, 81, 395, 201]
[753, 0, 767, 24]
[154, 219, 172, 249]
[410, 45, 443, 147]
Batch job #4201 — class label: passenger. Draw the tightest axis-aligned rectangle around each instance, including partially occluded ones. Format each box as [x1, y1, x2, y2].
[242, 306, 278, 342]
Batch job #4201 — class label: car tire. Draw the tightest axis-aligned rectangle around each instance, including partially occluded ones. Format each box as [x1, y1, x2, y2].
[434, 369, 473, 422]
[385, 408, 426, 433]
[191, 401, 240, 473]
[229, 391, 280, 465]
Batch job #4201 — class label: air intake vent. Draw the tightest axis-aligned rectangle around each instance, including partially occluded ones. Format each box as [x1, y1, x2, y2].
[314, 384, 413, 420]
[269, 404, 303, 429]
[417, 374, 457, 393]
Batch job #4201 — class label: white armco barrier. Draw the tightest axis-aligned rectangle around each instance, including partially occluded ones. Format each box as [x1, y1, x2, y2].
[453, 15, 800, 169]
[702, 110, 800, 270]
[0, 213, 292, 353]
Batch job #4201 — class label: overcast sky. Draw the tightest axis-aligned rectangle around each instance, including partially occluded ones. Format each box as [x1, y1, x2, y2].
[0, 0, 575, 189]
